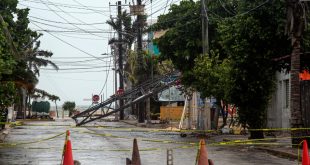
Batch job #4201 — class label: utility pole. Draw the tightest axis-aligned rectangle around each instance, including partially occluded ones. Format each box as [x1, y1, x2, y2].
[286, 0, 307, 146]
[135, 0, 145, 123]
[201, 0, 209, 55]
[200, 0, 208, 131]
[118, 1, 124, 120]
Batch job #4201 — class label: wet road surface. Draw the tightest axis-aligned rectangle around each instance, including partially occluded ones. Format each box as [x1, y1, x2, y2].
[0, 120, 296, 165]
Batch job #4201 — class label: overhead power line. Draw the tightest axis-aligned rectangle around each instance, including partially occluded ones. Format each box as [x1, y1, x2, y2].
[41, 66, 113, 70]
[21, 0, 109, 10]
[33, 29, 113, 34]
[19, 3, 113, 14]
[41, 69, 112, 73]
[32, 22, 107, 62]
[72, 0, 109, 17]
[30, 16, 107, 25]
[41, 0, 107, 39]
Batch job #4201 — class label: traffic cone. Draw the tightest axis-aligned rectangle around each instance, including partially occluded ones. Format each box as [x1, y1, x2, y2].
[302, 140, 309, 165]
[131, 138, 141, 165]
[197, 139, 209, 165]
[63, 130, 74, 165]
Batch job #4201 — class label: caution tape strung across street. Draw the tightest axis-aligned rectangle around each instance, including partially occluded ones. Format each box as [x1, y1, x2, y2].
[0, 132, 65, 147]
[1, 129, 307, 153]
[3, 122, 310, 151]
[7, 121, 310, 133]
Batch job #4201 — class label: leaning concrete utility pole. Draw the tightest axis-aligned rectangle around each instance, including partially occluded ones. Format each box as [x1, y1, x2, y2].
[118, 1, 125, 120]
[286, 0, 308, 145]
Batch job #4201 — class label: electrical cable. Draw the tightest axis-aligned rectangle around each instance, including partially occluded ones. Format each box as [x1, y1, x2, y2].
[72, 0, 110, 17]
[163, 0, 171, 14]
[30, 20, 108, 32]
[50, 56, 112, 59]
[98, 57, 112, 95]
[32, 29, 112, 34]
[51, 33, 107, 40]
[31, 22, 107, 62]
[29, 16, 107, 25]
[41, 69, 112, 73]
[18, 3, 112, 14]
[217, 0, 235, 16]
[228, 0, 271, 18]
[41, 0, 107, 39]
[40, 75, 103, 82]
[21, 0, 109, 10]
[41, 66, 113, 70]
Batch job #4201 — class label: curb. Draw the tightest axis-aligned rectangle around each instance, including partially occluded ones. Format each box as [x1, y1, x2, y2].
[255, 147, 299, 161]
[120, 120, 138, 127]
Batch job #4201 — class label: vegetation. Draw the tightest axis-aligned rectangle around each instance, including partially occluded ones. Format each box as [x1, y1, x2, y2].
[62, 101, 76, 117]
[151, 0, 299, 139]
[0, 0, 59, 122]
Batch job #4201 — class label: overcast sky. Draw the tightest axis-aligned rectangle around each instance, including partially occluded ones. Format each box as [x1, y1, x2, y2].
[17, 0, 180, 106]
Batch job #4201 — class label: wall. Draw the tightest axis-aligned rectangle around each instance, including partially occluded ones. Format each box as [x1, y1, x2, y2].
[160, 106, 183, 121]
[267, 71, 291, 128]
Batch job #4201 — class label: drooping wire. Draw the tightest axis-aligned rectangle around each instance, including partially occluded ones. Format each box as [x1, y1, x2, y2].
[98, 56, 112, 95]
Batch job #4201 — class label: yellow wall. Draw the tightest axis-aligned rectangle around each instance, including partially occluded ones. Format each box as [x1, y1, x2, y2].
[160, 106, 183, 121]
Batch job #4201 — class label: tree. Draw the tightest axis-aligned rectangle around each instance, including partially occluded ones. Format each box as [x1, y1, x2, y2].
[152, 0, 295, 139]
[0, 0, 58, 119]
[217, 0, 291, 139]
[152, 0, 202, 86]
[193, 52, 232, 127]
[151, 0, 234, 129]
[62, 101, 76, 117]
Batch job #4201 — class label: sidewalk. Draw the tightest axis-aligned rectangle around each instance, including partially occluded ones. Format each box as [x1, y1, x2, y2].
[209, 134, 300, 161]
[0, 124, 11, 142]
[121, 119, 300, 161]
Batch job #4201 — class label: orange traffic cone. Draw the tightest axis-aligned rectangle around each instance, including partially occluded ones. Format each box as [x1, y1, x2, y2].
[197, 139, 209, 165]
[131, 138, 141, 165]
[63, 130, 74, 165]
[302, 140, 309, 165]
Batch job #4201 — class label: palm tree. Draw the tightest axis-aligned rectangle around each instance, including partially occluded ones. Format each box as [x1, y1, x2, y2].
[32, 88, 60, 118]
[1, 34, 59, 118]
[286, 0, 308, 145]
[49, 95, 60, 118]
[25, 41, 58, 76]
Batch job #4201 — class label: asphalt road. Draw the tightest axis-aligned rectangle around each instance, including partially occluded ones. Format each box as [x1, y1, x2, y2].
[0, 120, 297, 165]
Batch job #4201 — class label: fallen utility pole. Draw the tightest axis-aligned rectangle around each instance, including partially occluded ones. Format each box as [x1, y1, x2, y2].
[72, 72, 179, 126]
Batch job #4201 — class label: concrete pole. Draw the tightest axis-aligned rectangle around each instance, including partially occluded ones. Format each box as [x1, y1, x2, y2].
[118, 1, 125, 120]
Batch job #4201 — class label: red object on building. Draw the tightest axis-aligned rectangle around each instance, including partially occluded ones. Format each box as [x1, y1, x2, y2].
[300, 70, 310, 80]
[117, 88, 124, 95]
